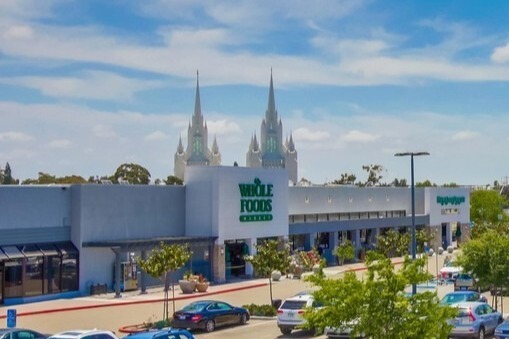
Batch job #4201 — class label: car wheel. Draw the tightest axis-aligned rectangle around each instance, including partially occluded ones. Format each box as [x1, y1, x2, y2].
[205, 319, 215, 332]
[477, 326, 485, 339]
[239, 313, 248, 325]
[280, 327, 292, 335]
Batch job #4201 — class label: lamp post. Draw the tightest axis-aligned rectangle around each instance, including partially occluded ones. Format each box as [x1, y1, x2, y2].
[395, 151, 430, 295]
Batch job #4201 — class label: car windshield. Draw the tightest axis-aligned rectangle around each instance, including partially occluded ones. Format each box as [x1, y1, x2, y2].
[440, 293, 470, 305]
[281, 300, 307, 310]
[182, 302, 208, 312]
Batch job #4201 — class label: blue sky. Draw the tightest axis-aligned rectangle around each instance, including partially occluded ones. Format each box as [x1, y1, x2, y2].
[1, 0, 509, 185]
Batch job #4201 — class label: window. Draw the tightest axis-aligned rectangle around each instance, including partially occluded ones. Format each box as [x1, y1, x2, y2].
[4, 258, 23, 298]
[56, 242, 79, 292]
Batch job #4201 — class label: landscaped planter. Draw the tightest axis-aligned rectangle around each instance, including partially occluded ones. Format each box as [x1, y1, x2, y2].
[271, 270, 282, 281]
[195, 281, 209, 292]
[179, 280, 197, 294]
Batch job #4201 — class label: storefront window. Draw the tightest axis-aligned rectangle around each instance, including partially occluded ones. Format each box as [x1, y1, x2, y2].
[4, 259, 23, 298]
[57, 242, 79, 292]
[20, 245, 44, 297]
[39, 243, 61, 294]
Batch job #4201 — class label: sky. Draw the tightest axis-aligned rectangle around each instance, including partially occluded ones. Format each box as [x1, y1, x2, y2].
[1, 0, 509, 186]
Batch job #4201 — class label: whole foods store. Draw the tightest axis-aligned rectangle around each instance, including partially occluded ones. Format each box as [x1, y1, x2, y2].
[0, 166, 470, 305]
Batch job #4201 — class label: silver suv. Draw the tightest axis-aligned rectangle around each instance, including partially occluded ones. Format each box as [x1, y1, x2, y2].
[277, 293, 319, 335]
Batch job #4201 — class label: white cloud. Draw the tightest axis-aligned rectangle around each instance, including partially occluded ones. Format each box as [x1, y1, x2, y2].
[145, 131, 169, 141]
[293, 127, 330, 142]
[341, 130, 378, 143]
[48, 139, 71, 148]
[451, 130, 480, 141]
[93, 124, 118, 139]
[3, 71, 163, 101]
[206, 119, 242, 136]
[2, 25, 34, 40]
[491, 43, 509, 63]
[0, 131, 34, 141]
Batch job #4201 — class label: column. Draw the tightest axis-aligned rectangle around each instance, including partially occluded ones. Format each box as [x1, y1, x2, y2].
[329, 231, 339, 251]
[353, 229, 361, 258]
[329, 231, 339, 265]
[212, 243, 226, 284]
[305, 233, 317, 251]
[140, 250, 147, 294]
[245, 238, 257, 277]
[114, 249, 122, 298]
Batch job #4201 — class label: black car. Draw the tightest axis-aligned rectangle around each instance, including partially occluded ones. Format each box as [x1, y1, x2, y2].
[172, 300, 249, 332]
[0, 328, 47, 339]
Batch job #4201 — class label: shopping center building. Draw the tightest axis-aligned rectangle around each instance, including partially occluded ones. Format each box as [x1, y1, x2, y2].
[0, 170, 470, 305]
[0, 73, 470, 305]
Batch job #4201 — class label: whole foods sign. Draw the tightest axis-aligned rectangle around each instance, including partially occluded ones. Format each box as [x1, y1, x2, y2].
[238, 177, 273, 222]
[437, 196, 465, 206]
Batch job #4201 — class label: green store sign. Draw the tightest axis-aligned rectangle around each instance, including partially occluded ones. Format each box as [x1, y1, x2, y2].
[238, 177, 273, 222]
[437, 196, 465, 206]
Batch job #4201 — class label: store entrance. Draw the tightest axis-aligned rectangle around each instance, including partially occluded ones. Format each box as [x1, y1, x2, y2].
[225, 240, 248, 279]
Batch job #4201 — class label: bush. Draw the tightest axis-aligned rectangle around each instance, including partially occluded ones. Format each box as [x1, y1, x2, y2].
[242, 303, 277, 317]
[144, 319, 172, 329]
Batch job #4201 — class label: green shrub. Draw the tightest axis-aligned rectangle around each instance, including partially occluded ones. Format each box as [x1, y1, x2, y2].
[242, 303, 277, 317]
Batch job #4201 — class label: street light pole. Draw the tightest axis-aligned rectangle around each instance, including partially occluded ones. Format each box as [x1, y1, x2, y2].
[395, 151, 430, 295]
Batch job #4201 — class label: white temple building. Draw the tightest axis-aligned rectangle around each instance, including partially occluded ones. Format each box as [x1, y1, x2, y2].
[246, 72, 298, 184]
[174, 72, 221, 180]
[174, 71, 297, 183]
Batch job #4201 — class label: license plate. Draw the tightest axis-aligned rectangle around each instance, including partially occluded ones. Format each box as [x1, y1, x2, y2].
[179, 316, 186, 320]
[288, 312, 294, 317]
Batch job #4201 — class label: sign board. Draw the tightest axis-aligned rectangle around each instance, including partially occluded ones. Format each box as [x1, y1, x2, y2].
[7, 309, 16, 328]
[238, 177, 274, 222]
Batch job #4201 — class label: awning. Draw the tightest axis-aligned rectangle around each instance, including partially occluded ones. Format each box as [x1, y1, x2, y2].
[1, 246, 25, 259]
[38, 243, 60, 256]
[82, 236, 217, 252]
[19, 244, 44, 257]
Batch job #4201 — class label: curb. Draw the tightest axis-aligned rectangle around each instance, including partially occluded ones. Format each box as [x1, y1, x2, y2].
[0, 282, 268, 320]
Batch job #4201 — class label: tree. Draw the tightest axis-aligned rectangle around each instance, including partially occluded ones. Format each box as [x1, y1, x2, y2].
[391, 178, 408, 187]
[416, 179, 436, 187]
[361, 164, 384, 187]
[455, 228, 509, 310]
[470, 189, 509, 231]
[164, 175, 183, 186]
[332, 173, 357, 185]
[415, 228, 433, 254]
[2, 162, 18, 185]
[114, 163, 151, 184]
[303, 252, 457, 338]
[21, 172, 86, 184]
[244, 239, 291, 305]
[136, 242, 191, 320]
[334, 241, 355, 265]
[375, 229, 411, 258]
[442, 182, 458, 187]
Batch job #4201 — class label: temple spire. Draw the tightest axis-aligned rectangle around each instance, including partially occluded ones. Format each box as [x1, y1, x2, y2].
[267, 68, 276, 115]
[194, 70, 202, 119]
[177, 135, 184, 153]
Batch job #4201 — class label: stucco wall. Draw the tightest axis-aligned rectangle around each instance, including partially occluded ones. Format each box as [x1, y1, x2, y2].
[0, 185, 71, 229]
[71, 184, 186, 243]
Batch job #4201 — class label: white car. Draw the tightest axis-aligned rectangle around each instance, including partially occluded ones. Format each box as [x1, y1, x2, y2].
[439, 261, 462, 280]
[277, 293, 319, 335]
[48, 330, 119, 339]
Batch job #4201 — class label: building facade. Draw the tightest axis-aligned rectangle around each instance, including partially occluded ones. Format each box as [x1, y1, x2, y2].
[0, 170, 470, 306]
